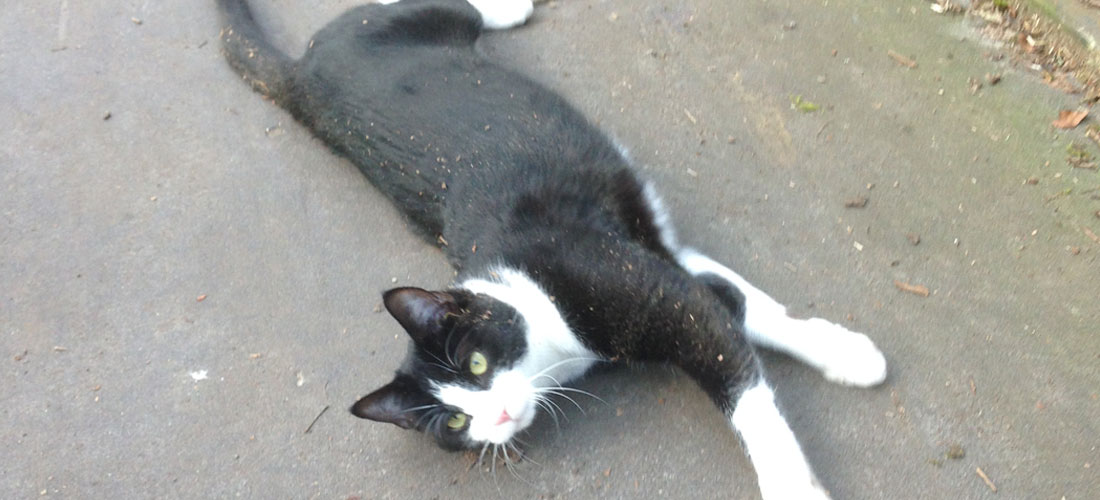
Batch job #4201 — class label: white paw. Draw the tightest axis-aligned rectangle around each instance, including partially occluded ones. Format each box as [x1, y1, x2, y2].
[804, 318, 887, 387]
[467, 0, 534, 29]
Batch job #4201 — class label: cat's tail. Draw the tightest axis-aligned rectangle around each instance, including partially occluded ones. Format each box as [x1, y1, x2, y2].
[215, 0, 295, 103]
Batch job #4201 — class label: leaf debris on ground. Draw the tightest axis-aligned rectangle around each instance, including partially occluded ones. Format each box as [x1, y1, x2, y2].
[1052, 109, 1088, 129]
[844, 196, 869, 208]
[967, 0, 1100, 101]
[1066, 141, 1097, 169]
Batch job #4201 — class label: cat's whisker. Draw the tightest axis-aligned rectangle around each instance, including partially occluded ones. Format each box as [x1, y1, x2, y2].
[412, 410, 434, 429]
[540, 386, 607, 405]
[537, 389, 586, 415]
[508, 441, 539, 466]
[427, 362, 458, 374]
[442, 325, 459, 368]
[528, 372, 564, 388]
[526, 356, 604, 384]
[501, 444, 523, 482]
[397, 403, 442, 415]
[501, 442, 538, 486]
[476, 442, 490, 471]
[418, 411, 445, 434]
[534, 384, 592, 402]
[534, 398, 564, 430]
[534, 400, 567, 435]
[491, 444, 500, 480]
[534, 394, 568, 425]
[423, 350, 458, 373]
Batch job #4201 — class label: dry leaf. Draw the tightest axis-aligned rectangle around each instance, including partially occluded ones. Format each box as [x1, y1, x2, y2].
[1052, 109, 1088, 129]
[894, 280, 930, 297]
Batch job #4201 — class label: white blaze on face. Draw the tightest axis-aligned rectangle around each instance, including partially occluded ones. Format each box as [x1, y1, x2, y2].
[434, 370, 537, 444]
[436, 267, 600, 444]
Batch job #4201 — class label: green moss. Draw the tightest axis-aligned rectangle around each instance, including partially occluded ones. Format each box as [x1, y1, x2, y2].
[1067, 141, 1093, 162]
[790, 95, 821, 113]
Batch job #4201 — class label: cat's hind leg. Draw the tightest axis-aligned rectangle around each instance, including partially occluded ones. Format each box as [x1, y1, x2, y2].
[634, 181, 886, 386]
[677, 248, 887, 387]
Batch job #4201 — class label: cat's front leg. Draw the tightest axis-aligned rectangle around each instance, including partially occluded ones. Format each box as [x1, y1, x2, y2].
[731, 380, 832, 500]
[677, 248, 888, 388]
[650, 284, 831, 499]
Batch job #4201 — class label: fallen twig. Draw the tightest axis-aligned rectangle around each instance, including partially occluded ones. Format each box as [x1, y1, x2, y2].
[975, 466, 997, 493]
[887, 50, 917, 69]
[304, 405, 330, 434]
[683, 108, 697, 124]
[1084, 226, 1100, 243]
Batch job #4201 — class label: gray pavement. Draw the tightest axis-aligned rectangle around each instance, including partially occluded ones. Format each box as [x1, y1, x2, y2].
[3, 0, 1098, 498]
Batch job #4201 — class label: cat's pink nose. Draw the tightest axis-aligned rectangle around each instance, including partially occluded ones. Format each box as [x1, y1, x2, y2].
[495, 409, 513, 426]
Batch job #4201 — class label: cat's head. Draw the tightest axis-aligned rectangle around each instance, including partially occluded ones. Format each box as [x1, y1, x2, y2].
[350, 286, 539, 450]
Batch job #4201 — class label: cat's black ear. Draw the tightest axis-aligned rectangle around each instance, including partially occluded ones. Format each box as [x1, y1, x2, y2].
[383, 287, 457, 344]
[350, 377, 429, 430]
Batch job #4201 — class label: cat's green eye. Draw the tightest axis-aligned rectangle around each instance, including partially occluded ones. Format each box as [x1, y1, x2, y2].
[446, 412, 468, 429]
[469, 351, 488, 375]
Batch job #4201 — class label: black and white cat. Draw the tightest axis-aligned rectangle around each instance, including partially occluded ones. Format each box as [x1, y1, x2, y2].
[216, 0, 887, 498]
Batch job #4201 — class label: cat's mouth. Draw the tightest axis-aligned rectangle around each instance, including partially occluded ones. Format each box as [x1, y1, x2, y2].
[475, 400, 536, 444]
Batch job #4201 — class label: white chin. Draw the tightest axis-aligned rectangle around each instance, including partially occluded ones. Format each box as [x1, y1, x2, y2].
[484, 422, 518, 444]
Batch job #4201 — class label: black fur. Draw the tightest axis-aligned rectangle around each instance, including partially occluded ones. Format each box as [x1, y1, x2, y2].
[217, 0, 760, 446]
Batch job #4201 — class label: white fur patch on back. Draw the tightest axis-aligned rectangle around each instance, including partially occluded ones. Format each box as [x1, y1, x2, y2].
[641, 181, 679, 252]
[467, 0, 534, 30]
[375, 0, 534, 30]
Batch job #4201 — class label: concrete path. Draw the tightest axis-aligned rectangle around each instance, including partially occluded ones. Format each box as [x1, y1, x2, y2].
[3, 0, 1097, 498]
